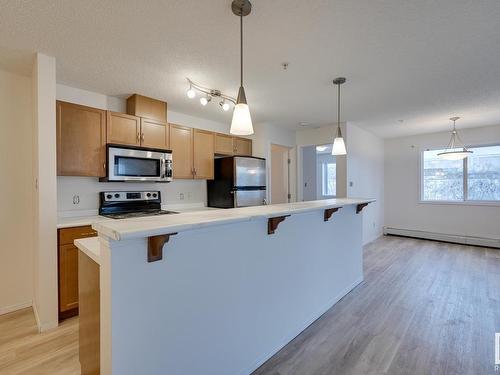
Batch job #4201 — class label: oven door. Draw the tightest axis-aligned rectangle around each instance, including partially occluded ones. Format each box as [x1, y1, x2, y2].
[108, 146, 170, 182]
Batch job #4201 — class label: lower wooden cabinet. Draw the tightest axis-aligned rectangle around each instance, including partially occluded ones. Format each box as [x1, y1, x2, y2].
[58, 226, 97, 320]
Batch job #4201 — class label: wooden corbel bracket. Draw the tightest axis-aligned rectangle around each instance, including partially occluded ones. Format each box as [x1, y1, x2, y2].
[324, 207, 342, 221]
[268, 215, 290, 235]
[356, 203, 369, 214]
[148, 233, 178, 262]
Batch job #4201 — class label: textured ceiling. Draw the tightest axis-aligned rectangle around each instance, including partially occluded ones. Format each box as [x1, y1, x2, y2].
[1, 0, 500, 138]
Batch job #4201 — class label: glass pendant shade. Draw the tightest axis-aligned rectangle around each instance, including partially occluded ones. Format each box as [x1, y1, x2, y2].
[230, 103, 253, 135]
[230, 85, 253, 135]
[437, 149, 472, 160]
[332, 135, 347, 155]
[437, 117, 472, 160]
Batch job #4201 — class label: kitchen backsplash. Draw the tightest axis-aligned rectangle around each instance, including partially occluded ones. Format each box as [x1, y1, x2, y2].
[57, 176, 207, 214]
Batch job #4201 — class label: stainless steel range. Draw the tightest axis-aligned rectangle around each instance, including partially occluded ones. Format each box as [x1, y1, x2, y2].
[99, 191, 178, 219]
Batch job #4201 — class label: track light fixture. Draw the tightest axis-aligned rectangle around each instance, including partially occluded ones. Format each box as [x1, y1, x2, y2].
[185, 78, 236, 112]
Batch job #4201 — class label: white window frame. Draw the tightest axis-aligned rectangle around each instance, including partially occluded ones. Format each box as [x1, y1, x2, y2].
[419, 143, 500, 207]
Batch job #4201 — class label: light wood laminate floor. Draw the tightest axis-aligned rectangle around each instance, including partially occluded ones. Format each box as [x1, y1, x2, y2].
[0, 308, 79, 375]
[0, 236, 498, 375]
[253, 236, 500, 375]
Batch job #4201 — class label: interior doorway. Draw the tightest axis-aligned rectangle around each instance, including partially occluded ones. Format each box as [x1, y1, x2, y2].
[270, 144, 292, 204]
[301, 143, 337, 201]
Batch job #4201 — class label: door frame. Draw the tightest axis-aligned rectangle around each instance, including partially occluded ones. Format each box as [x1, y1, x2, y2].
[269, 143, 295, 204]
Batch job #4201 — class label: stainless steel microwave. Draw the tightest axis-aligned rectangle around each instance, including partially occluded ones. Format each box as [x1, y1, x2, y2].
[101, 145, 173, 182]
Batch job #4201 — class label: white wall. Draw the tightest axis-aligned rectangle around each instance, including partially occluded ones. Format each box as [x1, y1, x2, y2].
[32, 53, 58, 331]
[56, 84, 233, 214]
[250, 122, 298, 203]
[0, 68, 34, 315]
[346, 124, 385, 245]
[296, 123, 384, 245]
[296, 124, 347, 199]
[384, 124, 500, 240]
[302, 146, 317, 201]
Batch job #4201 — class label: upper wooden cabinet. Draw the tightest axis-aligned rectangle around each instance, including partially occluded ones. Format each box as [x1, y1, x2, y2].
[215, 133, 252, 156]
[57, 101, 107, 177]
[107, 112, 141, 146]
[193, 130, 214, 179]
[215, 133, 234, 155]
[107, 112, 169, 150]
[140, 118, 169, 149]
[234, 137, 252, 156]
[127, 94, 167, 122]
[169, 124, 193, 179]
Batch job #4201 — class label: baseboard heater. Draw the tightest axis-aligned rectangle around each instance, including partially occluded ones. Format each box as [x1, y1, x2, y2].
[383, 227, 500, 249]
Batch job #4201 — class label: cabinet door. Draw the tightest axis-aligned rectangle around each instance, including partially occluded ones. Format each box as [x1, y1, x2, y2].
[193, 129, 215, 180]
[169, 124, 193, 179]
[214, 133, 234, 155]
[59, 244, 79, 314]
[107, 111, 141, 146]
[234, 137, 252, 156]
[141, 118, 169, 150]
[57, 101, 106, 177]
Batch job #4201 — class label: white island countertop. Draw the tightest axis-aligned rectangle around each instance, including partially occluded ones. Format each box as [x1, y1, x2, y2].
[74, 237, 101, 265]
[93, 198, 374, 241]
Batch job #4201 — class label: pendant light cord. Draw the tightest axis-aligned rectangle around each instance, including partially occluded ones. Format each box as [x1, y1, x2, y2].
[337, 83, 341, 135]
[240, 13, 243, 87]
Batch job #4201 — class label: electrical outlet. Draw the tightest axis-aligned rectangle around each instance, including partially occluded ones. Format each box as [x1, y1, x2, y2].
[179, 193, 184, 200]
[72, 195, 80, 205]
[187, 192, 192, 200]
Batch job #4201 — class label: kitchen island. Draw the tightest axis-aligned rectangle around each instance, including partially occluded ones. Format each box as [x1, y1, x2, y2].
[87, 198, 373, 375]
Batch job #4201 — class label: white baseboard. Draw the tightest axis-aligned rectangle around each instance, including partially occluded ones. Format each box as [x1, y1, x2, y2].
[32, 302, 58, 333]
[384, 227, 500, 249]
[0, 301, 32, 316]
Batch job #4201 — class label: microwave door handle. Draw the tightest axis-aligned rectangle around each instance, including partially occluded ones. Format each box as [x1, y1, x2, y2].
[160, 158, 166, 179]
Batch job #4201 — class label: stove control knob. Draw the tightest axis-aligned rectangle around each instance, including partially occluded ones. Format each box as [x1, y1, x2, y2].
[146, 193, 151, 198]
[114, 193, 120, 198]
[152, 193, 157, 198]
[106, 194, 112, 199]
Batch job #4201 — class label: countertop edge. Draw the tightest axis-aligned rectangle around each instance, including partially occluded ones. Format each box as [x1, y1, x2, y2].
[74, 237, 101, 265]
[92, 199, 376, 242]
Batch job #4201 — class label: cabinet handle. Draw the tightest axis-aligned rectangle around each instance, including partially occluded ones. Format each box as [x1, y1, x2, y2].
[103, 163, 106, 170]
[141, 133, 145, 142]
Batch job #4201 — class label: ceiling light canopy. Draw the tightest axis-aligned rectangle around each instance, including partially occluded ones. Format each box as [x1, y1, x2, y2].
[230, 0, 254, 136]
[437, 117, 473, 160]
[331, 77, 347, 156]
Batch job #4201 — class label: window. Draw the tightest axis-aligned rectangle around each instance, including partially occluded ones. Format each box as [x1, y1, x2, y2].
[321, 162, 337, 197]
[421, 145, 500, 202]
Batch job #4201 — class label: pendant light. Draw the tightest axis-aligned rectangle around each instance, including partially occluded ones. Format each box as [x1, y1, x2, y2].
[437, 117, 473, 160]
[331, 77, 347, 155]
[230, 0, 254, 135]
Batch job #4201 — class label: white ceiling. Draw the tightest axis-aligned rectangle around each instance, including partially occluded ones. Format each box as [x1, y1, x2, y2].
[1, 0, 500, 138]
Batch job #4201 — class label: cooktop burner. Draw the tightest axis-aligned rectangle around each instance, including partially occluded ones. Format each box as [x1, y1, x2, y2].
[101, 210, 179, 220]
[99, 191, 179, 219]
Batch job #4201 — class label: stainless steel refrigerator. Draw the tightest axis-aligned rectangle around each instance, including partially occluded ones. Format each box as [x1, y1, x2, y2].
[207, 156, 266, 208]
